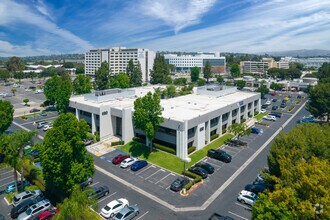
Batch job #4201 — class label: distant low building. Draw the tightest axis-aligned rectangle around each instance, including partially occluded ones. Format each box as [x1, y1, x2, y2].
[283, 57, 330, 68]
[240, 58, 289, 74]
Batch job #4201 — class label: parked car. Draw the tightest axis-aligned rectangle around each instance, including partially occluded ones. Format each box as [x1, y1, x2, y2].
[261, 104, 268, 109]
[131, 160, 148, 171]
[280, 102, 287, 108]
[34, 89, 43, 94]
[170, 178, 190, 192]
[39, 111, 47, 116]
[80, 177, 93, 189]
[263, 115, 276, 121]
[45, 106, 56, 111]
[245, 183, 266, 194]
[271, 93, 276, 96]
[18, 199, 51, 220]
[269, 113, 281, 118]
[13, 190, 43, 207]
[188, 167, 208, 179]
[34, 208, 59, 220]
[283, 97, 290, 101]
[42, 124, 53, 132]
[113, 205, 139, 220]
[120, 158, 137, 168]
[87, 186, 109, 200]
[28, 149, 39, 159]
[37, 122, 49, 129]
[207, 149, 232, 163]
[272, 99, 277, 102]
[237, 190, 258, 206]
[112, 154, 130, 165]
[265, 100, 271, 105]
[82, 137, 94, 146]
[209, 213, 235, 220]
[298, 117, 316, 124]
[194, 162, 214, 174]
[0, 153, 4, 163]
[260, 109, 267, 113]
[271, 106, 278, 111]
[5, 180, 30, 193]
[11, 197, 45, 219]
[30, 108, 40, 113]
[100, 198, 129, 219]
[251, 127, 263, 134]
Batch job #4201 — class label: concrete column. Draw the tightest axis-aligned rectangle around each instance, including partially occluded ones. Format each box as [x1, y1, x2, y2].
[228, 111, 232, 127]
[122, 108, 134, 144]
[217, 115, 222, 135]
[237, 108, 241, 124]
[176, 120, 188, 159]
[75, 108, 79, 120]
[205, 121, 210, 144]
[91, 113, 96, 134]
[244, 105, 248, 119]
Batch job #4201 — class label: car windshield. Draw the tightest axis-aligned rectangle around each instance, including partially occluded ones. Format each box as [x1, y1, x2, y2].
[26, 207, 32, 215]
[13, 196, 20, 202]
[172, 180, 181, 186]
[104, 205, 111, 211]
[116, 212, 124, 219]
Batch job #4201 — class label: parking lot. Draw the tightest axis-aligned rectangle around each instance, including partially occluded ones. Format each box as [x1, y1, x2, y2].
[0, 166, 16, 219]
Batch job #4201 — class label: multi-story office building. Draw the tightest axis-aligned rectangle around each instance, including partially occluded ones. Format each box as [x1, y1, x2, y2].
[164, 52, 226, 73]
[69, 85, 260, 159]
[283, 57, 330, 68]
[240, 58, 289, 74]
[85, 47, 155, 82]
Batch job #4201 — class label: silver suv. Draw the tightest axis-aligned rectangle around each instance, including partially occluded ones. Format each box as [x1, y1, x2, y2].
[18, 199, 51, 220]
[13, 190, 43, 207]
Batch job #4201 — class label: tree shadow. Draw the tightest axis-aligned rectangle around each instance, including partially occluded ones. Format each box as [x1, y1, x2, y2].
[128, 141, 151, 159]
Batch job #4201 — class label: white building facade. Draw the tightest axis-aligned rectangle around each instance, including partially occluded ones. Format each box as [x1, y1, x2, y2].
[240, 58, 289, 74]
[69, 86, 260, 159]
[85, 47, 155, 82]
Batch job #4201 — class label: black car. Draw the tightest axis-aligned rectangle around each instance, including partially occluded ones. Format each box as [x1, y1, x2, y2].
[188, 167, 208, 179]
[245, 183, 266, 194]
[87, 185, 109, 199]
[272, 99, 277, 102]
[272, 106, 278, 110]
[46, 106, 57, 111]
[207, 149, 232, 163]
[11, 197, 44, 219]
[280, 103, 286, 108]
[39, 111, 47, 116]
[261, 104, 268, 109]
[170, 178, 190, 192]
[0, 154, 5, 163]
[195, 162, 214, 174]
[29, 108, 40, 113]
[209, 213, 235, 220]
[80, 177, 93, 189]
[28, 149, 39, 159]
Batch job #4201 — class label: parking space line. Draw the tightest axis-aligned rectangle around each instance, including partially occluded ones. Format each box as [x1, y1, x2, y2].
[98, 192, 117, 203]
[228, 211, 249, 220]
[155, 173, 173, 184]
[0, 170, 13, 176]
[136, 211, 149, 220]
[235, 202, 252, 211]
[145, 169, 165, 180]
[90, 181, 99, 187]
[0, 175, 14, 182]
[202, 159, 222, 168]
[135, 165, 153, 176]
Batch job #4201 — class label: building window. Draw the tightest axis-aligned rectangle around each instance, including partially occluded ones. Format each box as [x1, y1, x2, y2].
[200, 127, 204, 132]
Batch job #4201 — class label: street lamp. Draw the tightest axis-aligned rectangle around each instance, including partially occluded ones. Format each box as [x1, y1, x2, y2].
[182, 157, 191, 178]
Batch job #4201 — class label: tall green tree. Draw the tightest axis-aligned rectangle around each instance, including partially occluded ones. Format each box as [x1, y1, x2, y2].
[190, 66, 200, 82]
[110, 73, 130, 89]
[131, 62, 143, 87]
[63, 62, 74, 68]
[270, 82, 283, 91]
[75, 66, 84, 74]
[0, 100, 14, 134]
[133, 92, 164, 150]
[165, 85, 177, 98]
[126, 59, 135, 82]
[0, 69, 11, 82]
[27, 71, 37, 82]
[53, 185, 99, 220]
[13, 71, 24, 83]
[256, 87, 269, 99]
[227, 123, 251, 143]
[235, 80, 246, 90]
[6, 56, 25, 73]
[95, 61, 110, 90]
[150, 54, 170, 84]
[203, 61, 212, 83]
[37, 113, 95, 195]
[230, 64, 240, 78]
[217, 76, 224, 85]
[317, 62, 330, 81]
[73, 75, 92, 95]
[307, 82, 330, 121]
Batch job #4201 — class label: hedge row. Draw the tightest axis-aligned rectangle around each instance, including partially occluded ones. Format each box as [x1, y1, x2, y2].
[255, 111, 259, 115]
[133, 137, 145, 144]
[222, 128, 227, 134]
[188, 146, 196, 154]
[183, 171, 203, 190]
[111, 141, 124, 146]
[210, 134, 219, 141]
[153, 143, 176, 154]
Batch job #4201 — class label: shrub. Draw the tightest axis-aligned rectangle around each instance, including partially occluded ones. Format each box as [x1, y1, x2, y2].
[111, 141, 124, 146]
[210, 134, 219, 141]
[184, 182, 193, 190]
[94, 131, 100, 142]
[194, 175, 202, 183]
[241, 118, 246, 123]
[21, 116, 27, 120]
[254, 111, 259, 115]
[296, 100, 301, 104]
[222, 128, 227, 134]
[288, 106, 295, 112]
[5, 192, 15, 203]
[133, 137, 145, 144]
[188, 146, 196, 154]
[153, 143, 176, 154]
[183, 170, 199, 179]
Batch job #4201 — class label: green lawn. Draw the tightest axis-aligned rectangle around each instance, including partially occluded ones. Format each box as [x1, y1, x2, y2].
[117, 134, 233, 174]
[254, 112, 268, 121]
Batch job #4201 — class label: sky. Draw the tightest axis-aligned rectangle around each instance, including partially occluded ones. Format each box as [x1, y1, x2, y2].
[0, 0, 330, 56]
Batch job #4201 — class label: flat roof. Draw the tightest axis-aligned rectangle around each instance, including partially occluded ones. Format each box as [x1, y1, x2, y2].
[71, 87, 259, 121]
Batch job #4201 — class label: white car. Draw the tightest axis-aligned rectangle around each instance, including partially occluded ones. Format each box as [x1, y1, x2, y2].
[43, 124, 53, 131]
[120, 158, 137, 168]
[260, 109, 267, 113]
[263, 115, 276, 121]
[237, 190, 258, 206]
[35, 89, 43, 94]
[100, 198, 129, 219]
[265, 100, 271, 105]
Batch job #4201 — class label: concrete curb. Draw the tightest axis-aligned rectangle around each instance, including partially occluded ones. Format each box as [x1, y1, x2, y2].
[4, 196, 11, 206]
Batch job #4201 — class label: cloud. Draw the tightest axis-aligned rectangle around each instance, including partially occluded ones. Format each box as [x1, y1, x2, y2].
[143, 0, 216, 33]
[0, 40, 53, 56]
[34, 0, 54, 21]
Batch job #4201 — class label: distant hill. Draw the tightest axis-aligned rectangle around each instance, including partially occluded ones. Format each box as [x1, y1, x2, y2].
[263, 49, 330, 57]
[0, 53, 84, 62]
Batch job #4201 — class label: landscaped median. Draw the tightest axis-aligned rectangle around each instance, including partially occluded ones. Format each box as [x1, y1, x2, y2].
[117, 133, 233, 175]
[254, 112, 268, 121]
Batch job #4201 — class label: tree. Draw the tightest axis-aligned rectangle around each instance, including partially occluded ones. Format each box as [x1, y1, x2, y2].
[230, 64, 240, 78]
[95, 61, 110, 90]
[203, 60, 212, 83]
[150, 54, 170, 84]
[126, 59, 135, 83]
[0, 130, 36, 193]
[27, 71, 37, 82]
[44, 75, 61, 105]
[173, 78, 187, 86]
[257, 87, 269, 99]
[217, 76, 224, 85]
[11, 88, 16, 96]
[73, 75, 92, 95]
[190, 66, 200, 82]
[0, 100, 14, 134]
[317, 62, 330, 81]
[110, 73, 130, 89]
[75, 66, 84, 74]
[227, 123, 251, 143]
[53, 185, 99, 220]
[133, 92, 164, 150]
[270, 82, 283, 91]
[235, 80, 246, 90]
[13, 71, 24, 84]
[197, 78, 206, 86]
[165, 85, 177, 98]
[0, 69, 11, 82]
[6, 56, 25, 73]
[307, 82, 330, 121]
[37, 113, 95, 195]
[63, 62, 74, 68]
[131, 62, 143, 87]
[23, 98, 29, 106]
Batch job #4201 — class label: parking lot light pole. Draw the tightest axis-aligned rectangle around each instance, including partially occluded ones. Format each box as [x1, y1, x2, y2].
[182, 157, 191, 178]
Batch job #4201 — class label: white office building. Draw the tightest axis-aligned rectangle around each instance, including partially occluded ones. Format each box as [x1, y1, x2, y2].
[240, 58, 289, 74]
[164, 52, 226, 73]
[69, 85, 260, 159]
[85, 47, 155, 82]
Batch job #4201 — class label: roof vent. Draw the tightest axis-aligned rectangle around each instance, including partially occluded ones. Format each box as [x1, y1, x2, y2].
[171, 107, 174, 109]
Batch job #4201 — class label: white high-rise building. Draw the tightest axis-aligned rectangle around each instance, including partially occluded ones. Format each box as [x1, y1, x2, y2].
[85, 47, 155, 82]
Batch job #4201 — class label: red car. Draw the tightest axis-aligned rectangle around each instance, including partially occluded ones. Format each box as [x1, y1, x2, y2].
[35, 209, 59, 220]
[112, 154, 130, 164]
[271, 93, 276, 96]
